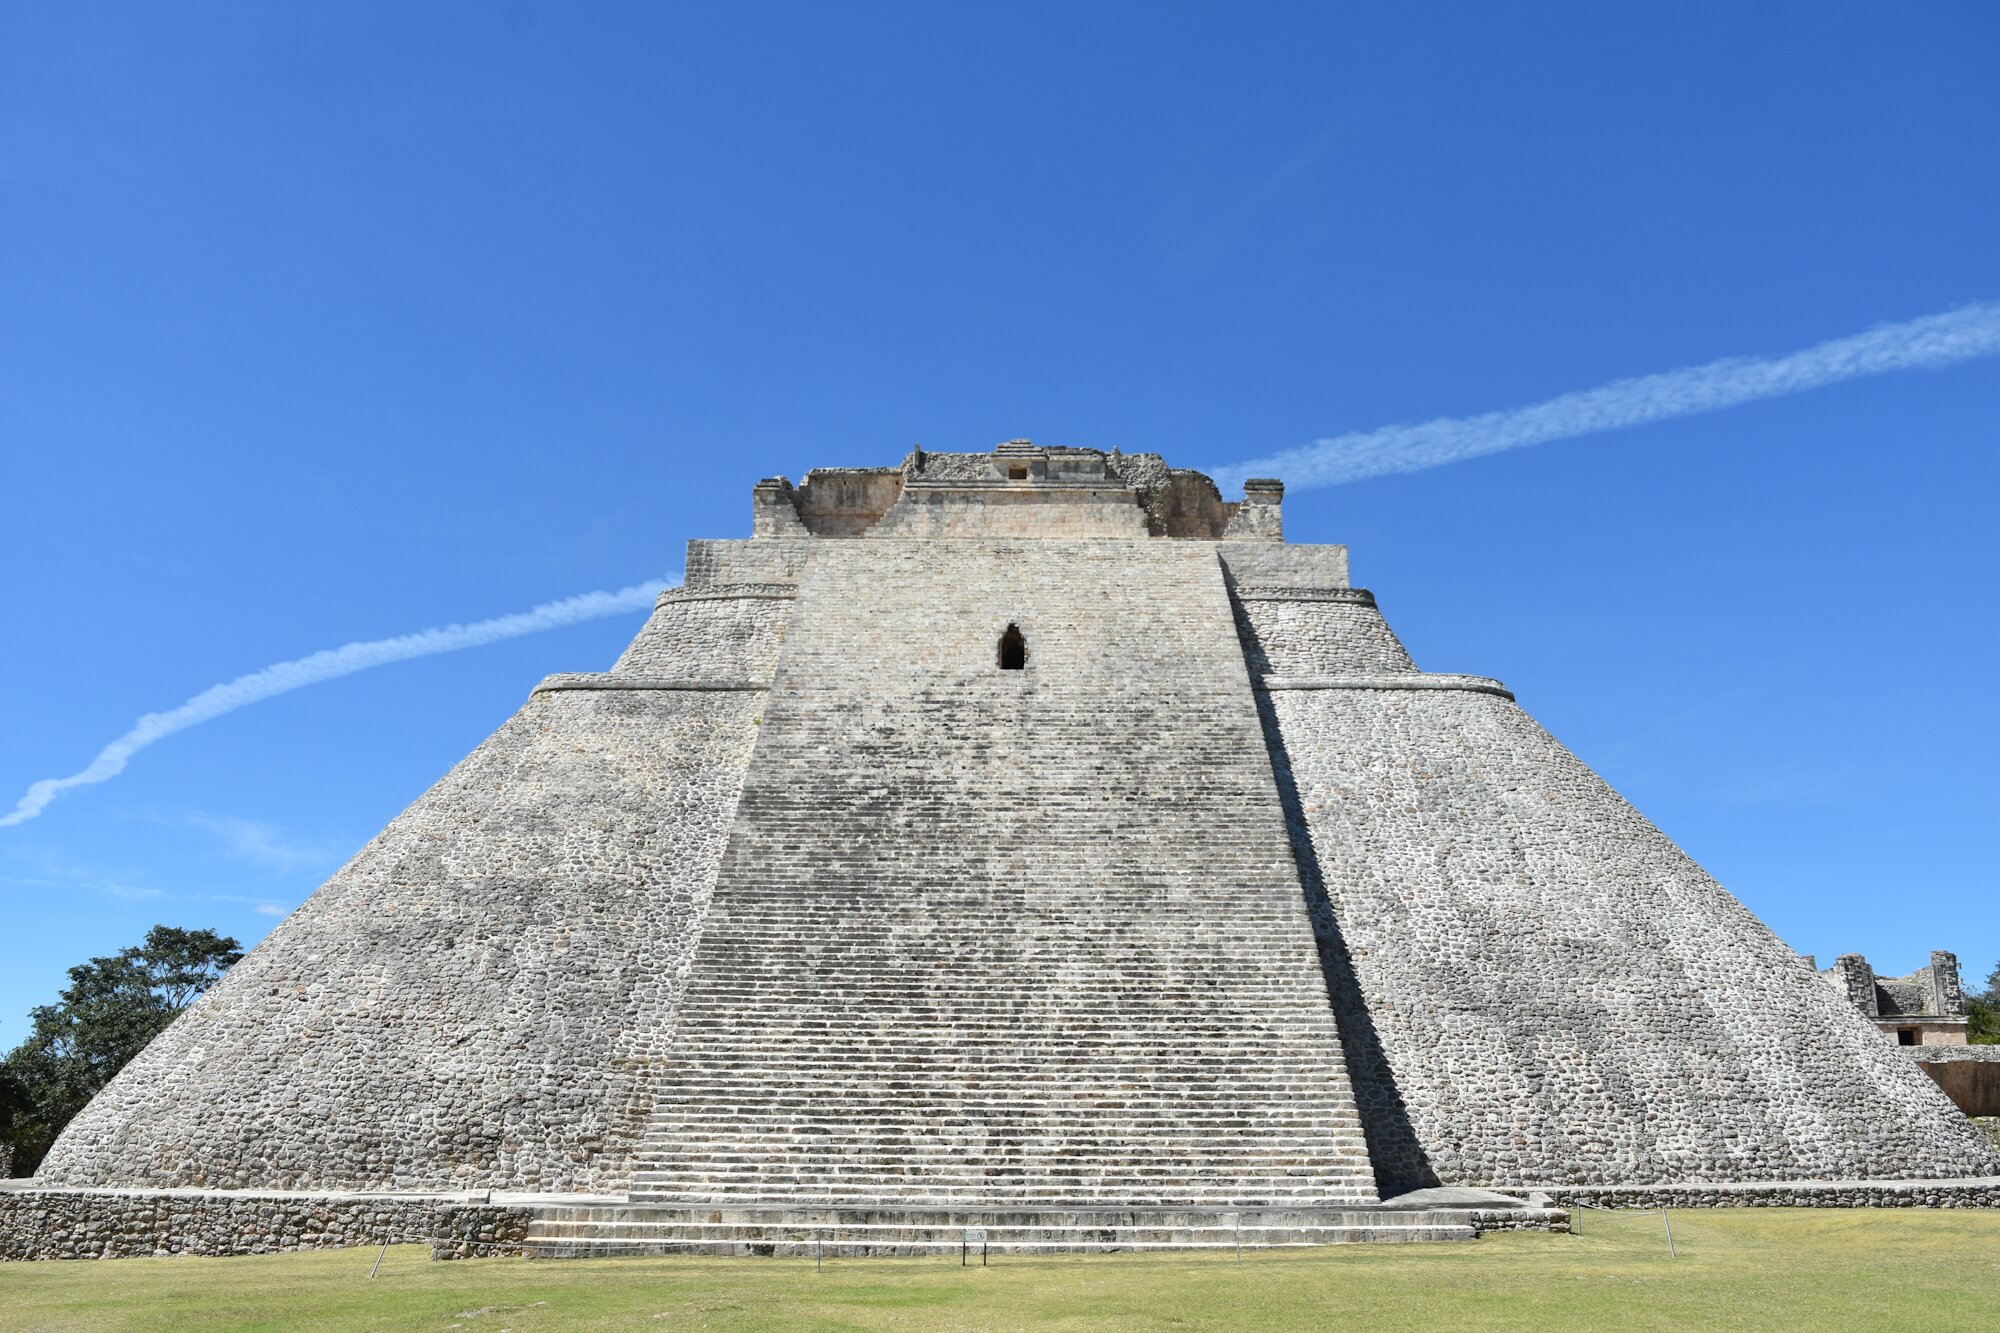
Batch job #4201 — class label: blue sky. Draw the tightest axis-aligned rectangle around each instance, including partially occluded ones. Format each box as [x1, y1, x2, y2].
[3, 3, 1997, 1043]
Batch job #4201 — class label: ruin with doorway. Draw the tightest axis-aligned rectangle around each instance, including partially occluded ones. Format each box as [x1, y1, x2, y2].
[5, 443, 1996, 1261]
[1823, 950, 1971, 1047]
[1821, 949, 2000, 1118]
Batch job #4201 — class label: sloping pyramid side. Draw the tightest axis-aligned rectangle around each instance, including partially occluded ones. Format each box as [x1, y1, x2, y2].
[1236, 588, 2000, 1190]
[36, 590, 775, 1193]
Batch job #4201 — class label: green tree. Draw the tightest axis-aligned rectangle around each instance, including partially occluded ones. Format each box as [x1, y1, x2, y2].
[1970, 959, 2000, 1045]
[1, 926, 242, 1175]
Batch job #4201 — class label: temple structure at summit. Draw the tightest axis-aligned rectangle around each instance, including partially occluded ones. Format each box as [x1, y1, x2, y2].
[9, 443, 1996, 1259]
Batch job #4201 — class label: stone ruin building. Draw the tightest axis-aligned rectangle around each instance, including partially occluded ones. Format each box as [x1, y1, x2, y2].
[5, 444, 1997, 1260]
[1821, 949, 2000, 1120]
[1824, 951, 1971, 1047]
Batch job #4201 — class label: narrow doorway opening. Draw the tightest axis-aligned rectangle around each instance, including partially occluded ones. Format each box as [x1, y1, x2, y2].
[998, 624, 1027, 670]
[1897, 1028, 1919, 1046]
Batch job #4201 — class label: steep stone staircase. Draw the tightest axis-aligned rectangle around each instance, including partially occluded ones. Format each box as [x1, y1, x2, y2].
[625, 542, 1380, 1225]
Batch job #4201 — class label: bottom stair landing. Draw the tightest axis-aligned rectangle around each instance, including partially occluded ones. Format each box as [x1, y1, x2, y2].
[520, 1194, 1563, 1257]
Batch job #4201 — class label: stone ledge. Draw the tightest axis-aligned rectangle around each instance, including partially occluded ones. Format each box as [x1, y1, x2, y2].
[1256, 673, 1515, 701]
[1229, 586, 1377, 605]
[1910, 1046, 2000, 1063]
[533, 673, 769, 695]
[656, 585, 797, 604]
[1499, 1176, 2000, 1209]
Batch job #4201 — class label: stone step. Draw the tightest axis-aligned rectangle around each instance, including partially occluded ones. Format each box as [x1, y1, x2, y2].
[631, 1166, 1375, 1181]
[644, 1062, 1360, 1073]
[624, 1160, 1376, 1184]
[639, 1141, 1370, 1154]
[654, 1034, 1356, 1048]
[642, 1102, 1361, 1112]
[657, 1040, 1345, 1055]
[643, 1103, 1365, 1115]
[517, 1205, 1472, 1257]
[640, 1116, 1366, 1127]
[535, 1206, 1435, 1226]
[629, 543, 1381, 1219]
[645, 1086, 1357, 1097]
[630, 1165, 1378, 1180]
[637, 1145, 1370, 1160]
[626, 1188, 1381, 1206]
[656, 1060, 1349, 1074]
[523, 1232, 1471, 1257]
[631, 1152, 1376, 1168]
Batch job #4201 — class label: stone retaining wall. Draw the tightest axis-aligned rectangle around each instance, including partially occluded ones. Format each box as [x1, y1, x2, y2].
[1513, 1179, 2000, 1210]
[428, 1202, 536, 1260]
[1466, 1207, 1571, 1234]
[1913, 1046, 2000, 1117]
[0, 1188, 444, 1261]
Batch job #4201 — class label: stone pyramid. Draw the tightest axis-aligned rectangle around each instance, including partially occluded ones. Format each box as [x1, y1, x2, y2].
[35, 446, 1998, 1214]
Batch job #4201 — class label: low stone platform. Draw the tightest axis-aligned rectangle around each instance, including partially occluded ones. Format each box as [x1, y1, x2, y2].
[512, 1201, 1551, 1258]
[13, 1177, 1999, 1261]
[0, 1182, 552, 1262]
[0, 1182, 1564, 1260]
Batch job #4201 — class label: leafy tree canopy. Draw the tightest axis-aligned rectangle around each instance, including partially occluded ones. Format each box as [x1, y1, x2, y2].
[1969, 959, 2000, 1046]
[2, 926, 242, 1175]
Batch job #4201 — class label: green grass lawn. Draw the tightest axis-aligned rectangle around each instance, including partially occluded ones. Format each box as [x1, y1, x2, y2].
[3, 1209, 1996, 1332]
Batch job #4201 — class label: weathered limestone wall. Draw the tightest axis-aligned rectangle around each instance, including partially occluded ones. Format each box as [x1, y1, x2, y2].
[793, 469, 904, 536]
[1231, 588, 1415, 677]
[612, 588, 793, 680]
[869, 487, 1153, 539]
[1914, 1048, 2000, 1117]
[1824, 950, 1972, 1044]
[0, 1186, 537, 1261]
[0, 1187, 439, 1261]
[684, 536, 810, 588]
[1242, 581, 2000, 1188]
[1522, 1179, 2000, 1209]
[36, 639, 770, 1194]
[429, 1201, 537, 1259]
[634, 539, 1377, 1208]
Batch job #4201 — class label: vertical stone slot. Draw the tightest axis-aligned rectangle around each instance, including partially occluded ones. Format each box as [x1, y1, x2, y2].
[998, 624, 1027, 670]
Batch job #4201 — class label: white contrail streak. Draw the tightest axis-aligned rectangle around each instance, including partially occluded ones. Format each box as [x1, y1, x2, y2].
[1211, 302, 2000, 491]
[1, 578, 674, 828]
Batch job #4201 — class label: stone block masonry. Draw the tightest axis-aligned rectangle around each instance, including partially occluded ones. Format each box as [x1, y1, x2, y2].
[10, 442, 1995, 1262]
[1244, 625, 1997, 1188]
[633, 539, 1377, 1208]
[0, 1187, 439, 1261]
[1913, 1047, 2000, 1117]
